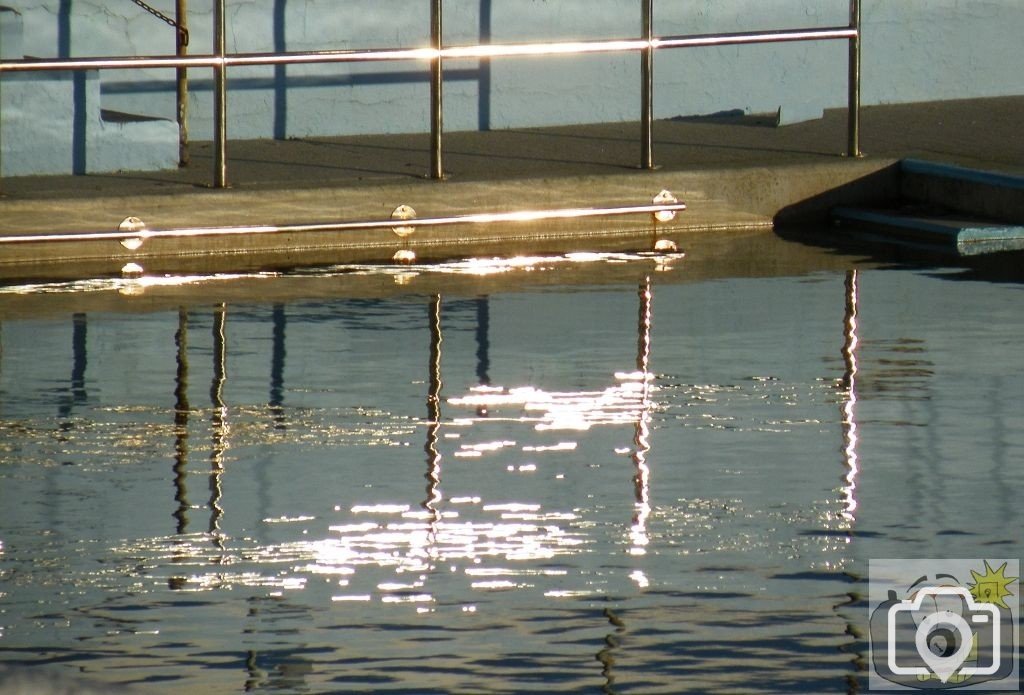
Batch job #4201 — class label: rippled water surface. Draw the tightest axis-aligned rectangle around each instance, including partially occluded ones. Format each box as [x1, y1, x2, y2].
[1, 240, 1021, 693]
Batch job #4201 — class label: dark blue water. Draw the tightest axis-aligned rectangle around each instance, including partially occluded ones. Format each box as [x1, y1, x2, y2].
[0, 244, 1021, 692]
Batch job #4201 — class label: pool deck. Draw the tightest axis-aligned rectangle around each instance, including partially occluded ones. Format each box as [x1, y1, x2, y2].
[1, 96, 1022, 280]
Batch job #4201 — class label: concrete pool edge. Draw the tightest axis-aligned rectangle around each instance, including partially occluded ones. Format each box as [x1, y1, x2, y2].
[3, 94, 1023, 280]
[0, 157, 900, 282]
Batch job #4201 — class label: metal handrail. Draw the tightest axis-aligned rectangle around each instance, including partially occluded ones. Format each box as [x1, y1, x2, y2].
[0, 1, 861, 188]
[0, 199, 689, 246]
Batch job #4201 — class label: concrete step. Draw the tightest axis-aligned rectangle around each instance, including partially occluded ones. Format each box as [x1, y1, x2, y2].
[900, 158, 1024, 223]
[830, 159, 1024, 256]
[831, 205, 1024, 256]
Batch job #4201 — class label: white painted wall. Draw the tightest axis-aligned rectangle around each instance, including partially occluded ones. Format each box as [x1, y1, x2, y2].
[2, 0, 1023, 174]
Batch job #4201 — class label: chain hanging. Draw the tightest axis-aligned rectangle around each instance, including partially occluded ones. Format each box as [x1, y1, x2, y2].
[129, 0, 188, 47]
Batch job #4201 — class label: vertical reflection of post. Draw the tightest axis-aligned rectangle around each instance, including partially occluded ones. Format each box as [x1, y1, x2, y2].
[423, 296, 443, 526]
[596, 607, 625, 694]
[58, 313, 88, 423]
[173, 308, 191, 534]
[630, 277, 653, 558]
[270, 304, 287, 430]
[474, 296, 491, 418]
[475, 297, 490, 387]
[245, 649, 267, 691]
[70, 313, 87, 405]
[839, 270, 860, 525]
[209, 304, 228, 548]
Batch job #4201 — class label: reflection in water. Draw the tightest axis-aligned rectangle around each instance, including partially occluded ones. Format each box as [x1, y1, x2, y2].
[423, 295, 443, 526]
[597, 607, 627, 694]
[269, 305, 287, 430]
[173, 308, 191, 535]
[209, 304, 228, 549]
[447, 378, 660, 433]
[630, 278, 653, 561]
[245, 649, 262, 692]
[70, 313, 88, 407]
[837, 271, 863, 694]
[57, 313, 88, 423]
[840, 270, 860, 525]
[2, 259, 1023, 693]
[475, 296, 491, 388]
[474, 296, 492, 419]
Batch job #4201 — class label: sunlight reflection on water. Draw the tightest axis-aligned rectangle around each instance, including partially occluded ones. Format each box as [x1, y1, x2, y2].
[0, 251, 1022, 693]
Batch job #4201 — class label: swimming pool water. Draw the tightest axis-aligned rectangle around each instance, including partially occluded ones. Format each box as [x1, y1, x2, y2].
[0, 241, 1021, 693]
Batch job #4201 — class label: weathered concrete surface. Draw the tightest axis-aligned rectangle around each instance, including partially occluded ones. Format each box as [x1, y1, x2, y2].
[0, 97, 1020, 281]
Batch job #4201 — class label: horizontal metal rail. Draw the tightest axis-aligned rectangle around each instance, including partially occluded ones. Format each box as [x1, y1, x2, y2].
[0, 28, 857, 73]
[0, 200, 688, 246]
[0, 1, 861, 188]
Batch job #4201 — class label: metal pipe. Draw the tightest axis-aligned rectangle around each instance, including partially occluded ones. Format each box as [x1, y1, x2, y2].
[0, 50, 433, 73]
[847, 0, 862, 158]
[640, 0, 654, 170]
[176, 0, 189, 167]
[213, 0, 227, 188]
[430, 0, 444, 180]
[0, 200, 688, 246]
[0, 55, 221, 72]
[654, 27, 858, 50]
[0, 26, 858, 74]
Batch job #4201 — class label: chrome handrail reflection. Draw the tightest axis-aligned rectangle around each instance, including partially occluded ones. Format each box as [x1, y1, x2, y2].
[630, 277, 653, 561]
[839, 270, 860, 525]
[168, 307, 193, 590]
[208, 304, 229, 550]
[269, 305, 287, 430]
[173, 307, 191, 535]
[423, 295, 444, 528]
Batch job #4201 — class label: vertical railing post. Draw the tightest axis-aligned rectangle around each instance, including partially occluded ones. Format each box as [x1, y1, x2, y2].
[175, 0, 189, 167]
[0, 68, 4, 190]
[847, 0, 862, 158]
[0, 53, 4, 188]
[430, 0, 444, 179]
[213, 0, 228, 187]
[640, 0, 655, 170]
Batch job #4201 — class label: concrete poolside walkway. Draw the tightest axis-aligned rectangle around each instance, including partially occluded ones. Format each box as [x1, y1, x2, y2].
[0, 96, 1021, 279]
